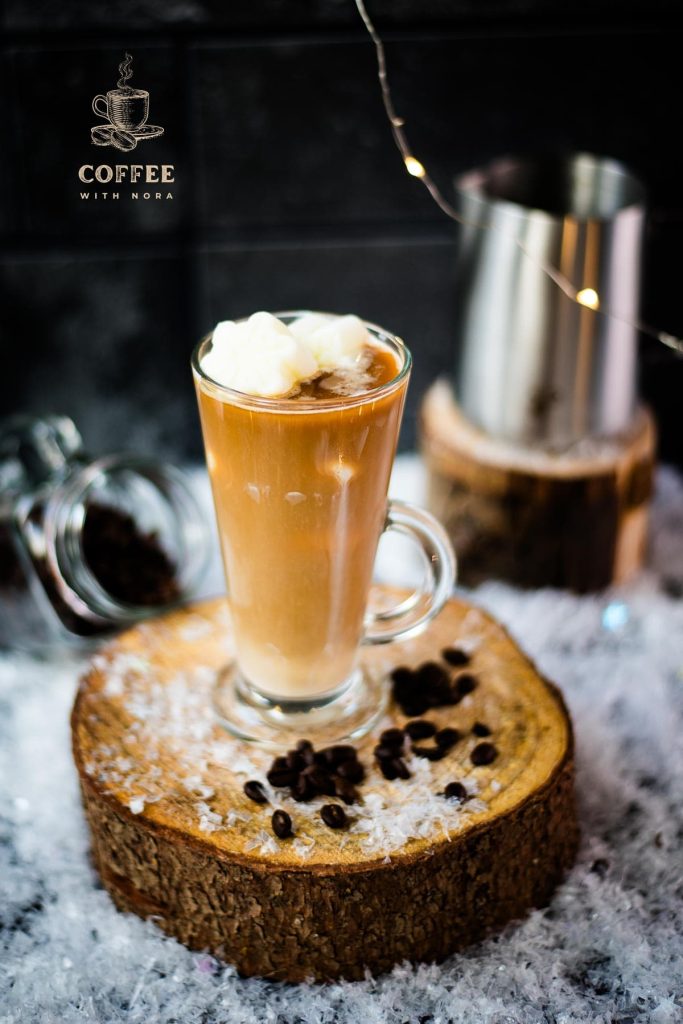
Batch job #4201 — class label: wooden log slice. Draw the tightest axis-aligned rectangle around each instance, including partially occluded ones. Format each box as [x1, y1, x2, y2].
[420, 380, 656, 592]
[72, 590, 578, 982]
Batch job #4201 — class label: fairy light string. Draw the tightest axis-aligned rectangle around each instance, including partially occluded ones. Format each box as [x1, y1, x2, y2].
[354, 0, 683, 355]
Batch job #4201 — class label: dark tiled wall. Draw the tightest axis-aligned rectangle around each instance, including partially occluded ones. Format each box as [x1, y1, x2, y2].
[2, 1, 683, 463]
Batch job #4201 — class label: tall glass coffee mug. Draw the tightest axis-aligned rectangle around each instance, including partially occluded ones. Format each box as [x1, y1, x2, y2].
[193, 313, 456, 745]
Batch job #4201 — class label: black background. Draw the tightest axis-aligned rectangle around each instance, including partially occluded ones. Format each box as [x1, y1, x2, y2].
[2, 1, 682, 463]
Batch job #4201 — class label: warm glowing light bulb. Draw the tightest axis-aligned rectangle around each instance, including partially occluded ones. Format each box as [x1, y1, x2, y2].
[404, 156, 426, 178]
[576, 287, 600, 310]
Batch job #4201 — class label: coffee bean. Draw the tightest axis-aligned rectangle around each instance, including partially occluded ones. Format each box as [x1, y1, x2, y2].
[270, 755, 289, 772]
[404, 719, 436, 740]
[334, 778, 359, 804]
[301, 765, 336, 796]
[297, 742, 316, 765]
[291, 775, 315, 802]
[441, 647, 470, 667]
[435, 727, 461, 750]
[337, 759, 365, 783]
[391, 674, 416, 698]
[427, 680, 455, 706]
[455, 674, 477, 697]
[286, 750, 305, 771]
[379, 759, 399, 780]
[380, 727, 405, 749]
[266, 767, 299, 788]
[391, 758, 411, 780]
[391, 666, 415, 686]
[243, 780, 268, 804]
[415, 661, 451, 688]
[271, 809, 293, 839]
[412, 745, 447, 762]
[444, 781, 468, 802]
[320, 804, 347, 829]
[320, 744, 357, 768]
[374, 744, 398, 762]
[335, 744, 358, 761]
[436, 691, 461, 707]
[472, 722, 491, 737]
[470, 742, 498, 766]
[400, 699, 429, 717]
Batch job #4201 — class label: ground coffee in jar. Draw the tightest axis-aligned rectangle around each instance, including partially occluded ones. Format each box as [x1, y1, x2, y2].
[0, 415, 209, 650]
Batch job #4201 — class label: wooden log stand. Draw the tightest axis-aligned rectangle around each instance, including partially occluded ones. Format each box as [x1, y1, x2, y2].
[72, 590, 578, 982]
[420, 381, 656, 592]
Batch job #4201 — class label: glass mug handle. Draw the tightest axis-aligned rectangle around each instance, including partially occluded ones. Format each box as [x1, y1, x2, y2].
[92, 95, 109, 119]
[364, 499, 456, 644]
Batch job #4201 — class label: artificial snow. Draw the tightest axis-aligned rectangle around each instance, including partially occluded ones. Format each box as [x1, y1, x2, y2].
[1, 460, 682, 1022]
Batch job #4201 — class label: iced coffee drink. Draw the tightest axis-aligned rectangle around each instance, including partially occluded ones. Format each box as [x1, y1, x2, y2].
[193, 311, 454, 743]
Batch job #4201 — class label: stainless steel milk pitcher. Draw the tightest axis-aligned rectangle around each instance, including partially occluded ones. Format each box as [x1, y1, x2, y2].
[452, 153, 646, 448]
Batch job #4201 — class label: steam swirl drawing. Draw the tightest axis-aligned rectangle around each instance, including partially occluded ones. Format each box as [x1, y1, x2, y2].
[91, 54, 164, 152]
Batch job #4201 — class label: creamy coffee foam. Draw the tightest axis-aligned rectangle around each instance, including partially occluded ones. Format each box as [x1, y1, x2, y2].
[201, 311, 370, 398]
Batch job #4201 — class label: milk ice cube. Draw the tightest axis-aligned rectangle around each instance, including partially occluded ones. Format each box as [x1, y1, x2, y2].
[202, 312, 318, 397]
[291, 313, 369, 371]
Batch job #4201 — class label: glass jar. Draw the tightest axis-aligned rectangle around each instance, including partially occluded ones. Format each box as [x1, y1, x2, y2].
[0, 415, 210, 651]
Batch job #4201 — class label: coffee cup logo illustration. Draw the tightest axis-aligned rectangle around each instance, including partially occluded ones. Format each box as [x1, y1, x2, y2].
[91, 54, 164, 152]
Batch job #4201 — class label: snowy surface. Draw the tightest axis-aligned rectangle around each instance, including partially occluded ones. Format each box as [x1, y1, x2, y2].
[1, 457, 683, 1024]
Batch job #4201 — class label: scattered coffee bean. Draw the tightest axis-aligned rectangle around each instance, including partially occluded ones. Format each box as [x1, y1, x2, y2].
[391, 658, 460, 715]
[470, 742, 498, 766]
[298, 746, 316, 766]
[391, 666, 414, 687]
[430, 689, 459, 708]
[266, 767, 299, 788]
[286, 749, 305, 771]
[426, 679, 456, 708]
[391, 757, 411, 780]
[337, 759, 365, 783]
[444, 781, 468, 802]
[441, 647, 470, 667]
[271, 809, 293, 839]
[320, 744, 357, 768]
[263, 737, 370, 811]
[334, 778, 360, 805]
[415, 661, 451, 688]
[374, 744, 398, 762]
[412, 745, 447, 762]
[455, 674, 477, 697]
[291, 775, 316, 802]
[401, 698, 430, 717]
[404, 719, 436, 740]
[380, 727, 405, 749]
[301, 765, 337, 796]
[435, 727, 461, 750]
[320, 803, 347, 829]
[243, 780, 268, 805]
[379, 758, 399, 780]
[472, 721, 491, 737]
